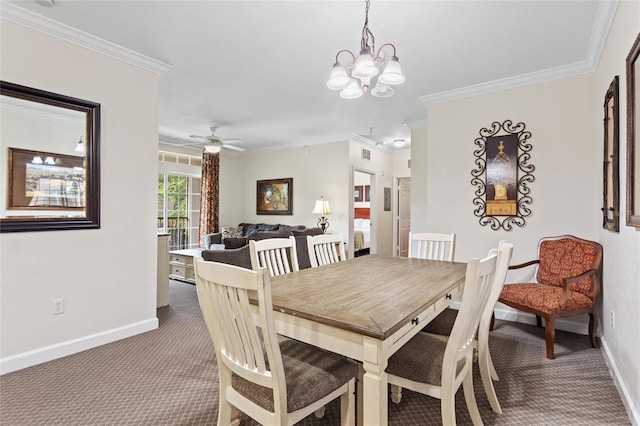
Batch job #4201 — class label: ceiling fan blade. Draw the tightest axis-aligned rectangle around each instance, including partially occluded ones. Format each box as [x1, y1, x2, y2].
[222, 144, 246, 152]
[189, 134, 208, 139]
[221, 139, 243, 144]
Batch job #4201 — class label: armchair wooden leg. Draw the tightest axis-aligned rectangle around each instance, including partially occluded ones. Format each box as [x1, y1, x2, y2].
[544, 316, 556, 359]
[536, 315, 543, 328]
[589, 312, 599, 349]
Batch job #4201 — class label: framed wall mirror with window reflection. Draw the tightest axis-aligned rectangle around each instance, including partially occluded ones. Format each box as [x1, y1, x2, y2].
[627, 34, 640, 228]
[0, 81, 100, 232]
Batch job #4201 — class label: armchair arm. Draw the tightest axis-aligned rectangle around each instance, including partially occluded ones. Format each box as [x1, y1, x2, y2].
[559, 268, 600, 307]
[204, 232, 222, 248]
[508, 259, 539, 270]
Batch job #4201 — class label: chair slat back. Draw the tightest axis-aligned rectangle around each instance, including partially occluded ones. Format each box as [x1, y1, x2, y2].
[409, 232, 456, 261]
[445, 251, 498, 371]
[480, 241, 514, 332]
[194, 258, 285, 392]
[249, 236, 300, 277]
[307, 233, 346, 267]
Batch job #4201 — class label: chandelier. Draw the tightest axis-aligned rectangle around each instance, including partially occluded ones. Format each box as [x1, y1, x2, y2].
[326, 0, 405, 99]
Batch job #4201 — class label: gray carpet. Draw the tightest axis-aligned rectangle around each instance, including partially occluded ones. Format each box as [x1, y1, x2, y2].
[0, 280, 630, 425]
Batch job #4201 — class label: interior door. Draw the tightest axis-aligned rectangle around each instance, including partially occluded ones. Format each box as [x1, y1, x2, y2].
[397, 178, 411, 257]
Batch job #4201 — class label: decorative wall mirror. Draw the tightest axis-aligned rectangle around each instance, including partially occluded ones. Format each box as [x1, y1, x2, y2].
[471, 120, 535, 231]
[602, 76, 620, 232]
[626, 33, 640, 227]
[0, 81, 100, 232]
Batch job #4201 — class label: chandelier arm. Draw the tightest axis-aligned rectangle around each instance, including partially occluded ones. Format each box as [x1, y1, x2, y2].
[375, 43, 397, 61]
[334, 49, 356, 65]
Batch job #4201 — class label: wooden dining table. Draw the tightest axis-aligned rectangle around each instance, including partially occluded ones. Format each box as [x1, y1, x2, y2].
[262, 254, 467, 426]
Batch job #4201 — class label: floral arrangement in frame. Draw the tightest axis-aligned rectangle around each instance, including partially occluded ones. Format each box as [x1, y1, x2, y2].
[256, 178, 293, 215]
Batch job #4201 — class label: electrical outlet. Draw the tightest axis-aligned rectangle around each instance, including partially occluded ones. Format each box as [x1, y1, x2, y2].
[610, 310, 615, 329]
[52, 298, 64, 315]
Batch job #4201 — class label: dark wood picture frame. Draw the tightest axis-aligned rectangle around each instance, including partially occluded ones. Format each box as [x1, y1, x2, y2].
[602, 76, 620, 232]
[354, 185, 363, 202]
[626, 33, 640, 227]
[8, 148, 85, 210]
[0, 81, 100, 233]
[256, 178, 293, 215]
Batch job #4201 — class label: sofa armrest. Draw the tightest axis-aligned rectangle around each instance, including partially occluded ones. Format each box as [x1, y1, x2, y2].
[204, 233, 222, 248]
[201, 245, 252, 270]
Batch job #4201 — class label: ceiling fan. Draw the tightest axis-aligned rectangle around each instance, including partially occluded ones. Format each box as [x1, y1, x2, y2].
[189, 126, 245, 152]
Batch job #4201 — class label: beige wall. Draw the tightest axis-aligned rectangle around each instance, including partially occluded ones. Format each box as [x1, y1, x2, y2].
[414, 2, 639, 420]
[595, 0, 640, 418]
[0, 21, 161, 372]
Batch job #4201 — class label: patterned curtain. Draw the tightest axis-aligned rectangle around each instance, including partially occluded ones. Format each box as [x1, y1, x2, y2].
[198, 151, 219, 247]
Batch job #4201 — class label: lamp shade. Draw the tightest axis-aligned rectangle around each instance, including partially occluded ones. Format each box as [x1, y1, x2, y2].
[351, 51, 379, 79]
[312, 198, 332, 215]
[327, 63, 351, 90]
[340, 78, 364, 99]
[371, 81, 394, 98]
[378, 56, 405, 85]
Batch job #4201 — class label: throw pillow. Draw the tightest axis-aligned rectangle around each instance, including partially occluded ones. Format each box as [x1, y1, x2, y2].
[222, 226, 243, 240]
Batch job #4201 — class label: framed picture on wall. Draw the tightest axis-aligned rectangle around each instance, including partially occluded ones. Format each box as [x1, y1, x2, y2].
[364, 185, 371, 202]
[256, 178, 293, 215]
[354, 185, 363, 202]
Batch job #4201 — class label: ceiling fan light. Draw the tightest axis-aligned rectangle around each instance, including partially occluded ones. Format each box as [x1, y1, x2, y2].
[378, 56, 405, 85]
[340, 78, 364, 99]
[371, 81, 394, 98]
[393, 139, 407, 148]
[351, 51, 379, 79]
[204, 145, 221, 153]
[327, 63, 351, 90]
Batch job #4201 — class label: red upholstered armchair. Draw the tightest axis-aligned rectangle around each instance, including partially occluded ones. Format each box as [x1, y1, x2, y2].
[495, 235, 603, 359]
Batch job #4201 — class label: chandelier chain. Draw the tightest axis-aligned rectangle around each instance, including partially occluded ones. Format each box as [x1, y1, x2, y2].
[360, 0, 375, 54]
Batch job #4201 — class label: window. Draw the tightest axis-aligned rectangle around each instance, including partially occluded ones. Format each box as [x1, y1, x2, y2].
[158, 173, 201, 250]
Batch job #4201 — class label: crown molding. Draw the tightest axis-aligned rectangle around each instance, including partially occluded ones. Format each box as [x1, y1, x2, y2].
[420, 0, 618, 106]
[1, 2, 171, 75]
[584, 0, 619, 70]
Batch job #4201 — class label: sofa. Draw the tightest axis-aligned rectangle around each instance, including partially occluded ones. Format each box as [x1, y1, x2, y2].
[202, 223, 323, 270]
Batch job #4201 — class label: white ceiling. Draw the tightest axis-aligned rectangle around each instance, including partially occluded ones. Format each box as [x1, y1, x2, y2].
[4, 0, 614, 153]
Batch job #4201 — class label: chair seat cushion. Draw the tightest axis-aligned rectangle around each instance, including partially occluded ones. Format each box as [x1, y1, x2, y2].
[386, 333, 464, 386]
[232, 339, 356, 413]
[499, 283, 594, 315]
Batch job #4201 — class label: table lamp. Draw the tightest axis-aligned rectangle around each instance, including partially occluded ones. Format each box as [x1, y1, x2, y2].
[312, 196, 332, 233]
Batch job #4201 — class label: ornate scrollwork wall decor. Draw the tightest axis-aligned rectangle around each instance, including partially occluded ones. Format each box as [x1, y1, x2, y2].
[471, 120, 534, 231]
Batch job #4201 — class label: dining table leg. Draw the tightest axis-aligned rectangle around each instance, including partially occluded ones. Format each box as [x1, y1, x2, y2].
[362, 336, 388, 426]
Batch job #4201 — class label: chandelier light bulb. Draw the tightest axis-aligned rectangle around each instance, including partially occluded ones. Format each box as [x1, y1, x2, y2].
[326, 63, 351, 90]
[340, 78, 364, 99]
[378, 56, 405, 85]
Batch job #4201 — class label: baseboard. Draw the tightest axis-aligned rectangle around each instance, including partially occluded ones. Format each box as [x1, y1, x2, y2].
[450, 301, 590, 335]
[0, 317, 158, 375]
[600, 338, 640, 426]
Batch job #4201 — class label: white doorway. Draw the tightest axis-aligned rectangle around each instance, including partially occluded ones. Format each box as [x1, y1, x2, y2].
[397, 177, 411, 257]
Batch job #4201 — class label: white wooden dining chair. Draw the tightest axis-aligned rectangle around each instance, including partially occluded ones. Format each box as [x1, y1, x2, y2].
[307, 233, 347, 268]
[408, 232, 456, 261]
[386, 244, 508, 426]
[194, 258, 357, 426]
[249, 236, 299, 276]
[421, 241, 513, 414]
